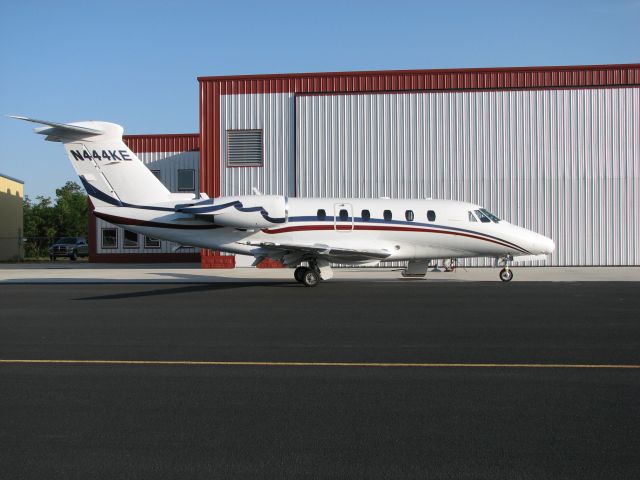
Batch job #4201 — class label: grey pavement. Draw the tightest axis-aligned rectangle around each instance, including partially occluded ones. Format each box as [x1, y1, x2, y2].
[1, 262, 639, 283]
[1, 282, 639, 478]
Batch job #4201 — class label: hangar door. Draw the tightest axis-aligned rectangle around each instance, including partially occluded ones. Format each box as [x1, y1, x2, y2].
[294, 89, 640, 266]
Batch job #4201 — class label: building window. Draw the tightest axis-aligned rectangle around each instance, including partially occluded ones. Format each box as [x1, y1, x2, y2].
[144, 236, 161, 249]
[101, 228, 118, 249]
[427, 210, 436, 222]
[317, 209, 326, 221]
[227, 129, 264, 167]
[361, 209, 370, 221]
[383, 210, 392, 221]
[177, 169, 195, 191]
[405, 210, 414, 221]
[150, 169, 161, 181]
[123, 230, 139, 248]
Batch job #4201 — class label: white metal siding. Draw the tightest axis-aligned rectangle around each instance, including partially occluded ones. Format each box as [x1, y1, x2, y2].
[296, 88, 640, 266]
[220, 93, 296, 196]
[95, 151, 200, 254]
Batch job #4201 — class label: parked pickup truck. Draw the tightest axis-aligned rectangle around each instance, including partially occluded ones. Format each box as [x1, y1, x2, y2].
[49, 237, 89, 261]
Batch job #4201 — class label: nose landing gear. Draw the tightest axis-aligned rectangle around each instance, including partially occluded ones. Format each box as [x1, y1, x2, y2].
[498, 255, 514, 282]
[499, 267, 513, 282]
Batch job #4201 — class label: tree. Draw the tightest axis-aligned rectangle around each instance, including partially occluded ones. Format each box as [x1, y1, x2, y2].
[54, 181, 88, 238]
[22, 181, 88, 258]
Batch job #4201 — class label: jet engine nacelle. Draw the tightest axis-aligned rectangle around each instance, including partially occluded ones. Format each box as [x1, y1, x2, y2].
[176, 195, 287, 229]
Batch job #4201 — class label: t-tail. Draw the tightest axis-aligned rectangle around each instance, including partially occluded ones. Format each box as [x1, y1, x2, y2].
[8, 116, 171, 208]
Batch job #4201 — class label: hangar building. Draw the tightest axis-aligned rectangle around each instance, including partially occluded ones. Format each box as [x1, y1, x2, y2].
[0, 173, 24, 261]
[92, 63, 640, 267]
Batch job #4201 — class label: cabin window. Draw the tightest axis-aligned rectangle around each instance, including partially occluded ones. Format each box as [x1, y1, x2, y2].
[468, 211, 478, 222]
[144, 236, 161, 249]
[361, 209, 370, 221]
[383, 210, 392, 221]
[339, 209, 349, 221]
[177, 169, 195, 191]
[405, 210, 414, 221]
[427, 210, 436, 222]
[101, 228, 117, 249]
[475, 209, 491, 223]
[123, 230, 139, 248]
[317, 209, 326, 221]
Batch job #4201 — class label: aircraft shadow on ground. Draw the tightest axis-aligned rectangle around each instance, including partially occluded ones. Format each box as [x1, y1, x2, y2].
[74, 281, 296, 301]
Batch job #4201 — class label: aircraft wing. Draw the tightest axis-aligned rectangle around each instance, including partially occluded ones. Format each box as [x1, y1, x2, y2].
[240, 241, 392, 264]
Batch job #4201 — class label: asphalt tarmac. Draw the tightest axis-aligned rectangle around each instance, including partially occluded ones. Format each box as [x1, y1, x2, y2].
[1, 281, 639, 479]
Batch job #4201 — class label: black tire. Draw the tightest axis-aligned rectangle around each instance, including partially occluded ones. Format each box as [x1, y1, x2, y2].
[70, 250, 77, 261]
[294, 266, 306, 283]
[301, 268, 320, 287]
[499, 268, 513, 282]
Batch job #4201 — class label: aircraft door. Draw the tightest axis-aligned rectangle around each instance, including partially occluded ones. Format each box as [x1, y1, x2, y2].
[334, 203, 353, 231]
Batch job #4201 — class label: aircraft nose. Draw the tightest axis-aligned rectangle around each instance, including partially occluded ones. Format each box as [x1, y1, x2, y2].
[534, 234, 555, 254]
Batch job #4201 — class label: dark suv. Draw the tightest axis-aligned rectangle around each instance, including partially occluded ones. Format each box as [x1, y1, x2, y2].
[49, 237, 89, 261]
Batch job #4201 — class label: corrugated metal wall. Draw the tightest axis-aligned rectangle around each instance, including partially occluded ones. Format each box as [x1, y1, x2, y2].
[296, 88, 640, 266]
[201, 66, 640, 199]
[94, 150, 201, 255]
[219, 93, 295, 196]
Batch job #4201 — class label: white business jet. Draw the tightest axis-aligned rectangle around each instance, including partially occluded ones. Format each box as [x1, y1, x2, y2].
[12, 117, 555, 286]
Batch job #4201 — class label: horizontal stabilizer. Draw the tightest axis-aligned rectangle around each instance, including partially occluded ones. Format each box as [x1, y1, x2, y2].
[8, 115, 104, 140]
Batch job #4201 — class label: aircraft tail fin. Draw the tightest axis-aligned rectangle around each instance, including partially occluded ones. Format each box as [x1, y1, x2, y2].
[10, 115, 171, 208]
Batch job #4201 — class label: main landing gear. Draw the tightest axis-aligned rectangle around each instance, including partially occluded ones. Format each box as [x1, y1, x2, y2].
[294, 260, 332, 287]
[498, 255, 514, 282]
[294, 266, 320, 287]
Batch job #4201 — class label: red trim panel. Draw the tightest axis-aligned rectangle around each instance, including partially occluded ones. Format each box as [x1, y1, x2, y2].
[201, 249, 235, 269]
[123, 134, 200, 153]
[199, 64, 640, 95]
[257, 258, 285, 268]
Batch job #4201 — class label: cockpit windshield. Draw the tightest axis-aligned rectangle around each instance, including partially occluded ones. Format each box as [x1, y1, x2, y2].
[479, 208, 500, 223]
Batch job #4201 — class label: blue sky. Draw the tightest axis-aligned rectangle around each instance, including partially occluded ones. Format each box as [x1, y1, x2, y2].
[1, 0, 638, 199]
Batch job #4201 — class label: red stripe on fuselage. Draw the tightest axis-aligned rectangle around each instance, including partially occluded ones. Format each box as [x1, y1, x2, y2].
[263, 224, 529, 254]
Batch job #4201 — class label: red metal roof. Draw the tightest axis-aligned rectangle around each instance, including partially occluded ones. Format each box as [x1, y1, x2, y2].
[123, 133, 199, 153]
[198, 63, 640, 94]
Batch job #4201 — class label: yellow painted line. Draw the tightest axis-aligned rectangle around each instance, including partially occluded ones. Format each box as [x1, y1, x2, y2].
[0, 359, 638, 369]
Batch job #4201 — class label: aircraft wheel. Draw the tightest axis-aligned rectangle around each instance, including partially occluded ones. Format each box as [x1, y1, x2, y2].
[301, 268, 320, 287]
[499, 268, 513, 282]
[294, 266, 306, 283]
